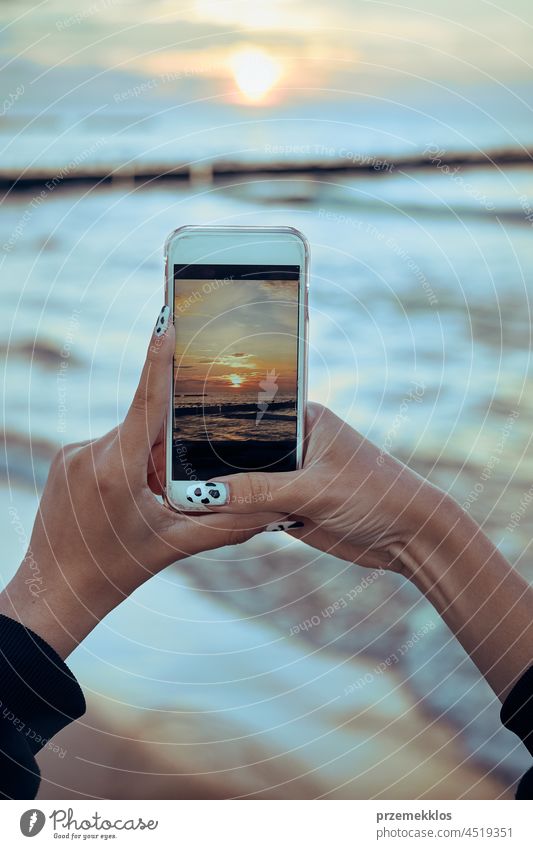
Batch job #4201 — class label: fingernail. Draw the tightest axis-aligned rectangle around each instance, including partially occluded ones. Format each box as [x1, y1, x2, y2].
[186, 482, 228, 505]
[265, 520, 304, 532]
[154, 305, 170, 337]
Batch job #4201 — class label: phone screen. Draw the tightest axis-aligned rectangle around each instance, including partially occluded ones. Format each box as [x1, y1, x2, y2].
[172, 263, 300, 480]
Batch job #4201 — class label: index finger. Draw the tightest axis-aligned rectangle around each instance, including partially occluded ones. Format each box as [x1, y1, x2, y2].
[120, 305, 173, 463]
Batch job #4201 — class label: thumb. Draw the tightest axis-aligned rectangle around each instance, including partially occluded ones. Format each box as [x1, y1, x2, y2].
[183, 469, 307, 514]
[160, 510, 290, 556]
[120, 306, 173, 462]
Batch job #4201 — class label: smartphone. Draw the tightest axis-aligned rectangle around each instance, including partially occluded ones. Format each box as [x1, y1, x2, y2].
[163, 225, 309, 512]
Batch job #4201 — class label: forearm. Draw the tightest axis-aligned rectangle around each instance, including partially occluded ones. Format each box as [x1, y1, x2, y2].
[396, 488, 533, 701]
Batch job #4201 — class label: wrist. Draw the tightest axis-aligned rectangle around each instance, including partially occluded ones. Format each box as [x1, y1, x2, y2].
[393, 480, 514, 627]
[393, 483, 479, 591]
[0, 558, 121, 659]
[0, 584, 81, 661]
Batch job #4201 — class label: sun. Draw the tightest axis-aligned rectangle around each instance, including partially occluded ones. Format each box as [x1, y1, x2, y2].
[228, 373, 243, 387]
[229, 48, 282, 103]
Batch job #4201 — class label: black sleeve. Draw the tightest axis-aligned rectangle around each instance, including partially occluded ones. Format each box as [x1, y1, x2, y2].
[0, 614, 86, 800]
[500, 665, 533, 800]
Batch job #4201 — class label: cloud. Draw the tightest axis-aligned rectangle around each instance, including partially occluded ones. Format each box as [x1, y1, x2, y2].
[257, 280, 299, 298]
[199, 353, 256, 368]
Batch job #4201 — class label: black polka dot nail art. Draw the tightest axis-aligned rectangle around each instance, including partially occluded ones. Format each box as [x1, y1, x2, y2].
[154, 305, 170, 337]
[265, 520, 304, 532]
[185, 482, 228, 505]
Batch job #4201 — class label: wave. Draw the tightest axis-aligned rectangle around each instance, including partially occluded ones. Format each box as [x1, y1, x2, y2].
[174, 399, 295, 417]
[0, 430, 56, 488]
[1, 340, 83, 368]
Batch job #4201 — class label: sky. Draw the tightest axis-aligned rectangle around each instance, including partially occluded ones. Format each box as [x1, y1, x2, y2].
[174, 277, 298, 398]
[1, 0, 532, 170]
[1, 0, 532, 109]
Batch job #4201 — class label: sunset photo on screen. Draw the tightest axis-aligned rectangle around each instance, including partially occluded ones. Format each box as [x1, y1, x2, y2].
[172, 267, 300, 478]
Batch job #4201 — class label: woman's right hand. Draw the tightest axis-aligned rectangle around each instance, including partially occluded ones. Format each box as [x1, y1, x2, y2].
[0, 309, 282, 660]
[203, 402, 443, 572]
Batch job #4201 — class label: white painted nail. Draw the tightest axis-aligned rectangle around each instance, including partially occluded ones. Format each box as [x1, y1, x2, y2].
[265, 520, 305, 532]
[185, 482, 228, 506]
[154, 305, 170, 337]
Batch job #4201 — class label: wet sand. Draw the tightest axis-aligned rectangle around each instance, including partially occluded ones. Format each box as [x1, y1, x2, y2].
[36, 675, 510, 800]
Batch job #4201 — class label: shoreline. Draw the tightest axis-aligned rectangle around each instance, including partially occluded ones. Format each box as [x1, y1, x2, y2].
[174, 399, 295, 417]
